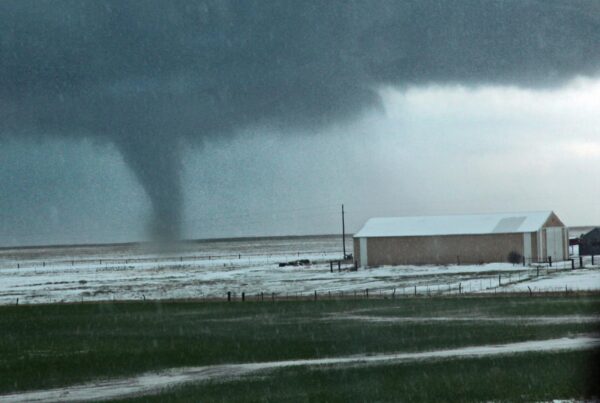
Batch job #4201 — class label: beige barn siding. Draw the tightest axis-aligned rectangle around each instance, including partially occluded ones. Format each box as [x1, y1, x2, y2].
[361, 233, 524, 266]
[542, 212, 565, 228]
[531, 232, 539, 261]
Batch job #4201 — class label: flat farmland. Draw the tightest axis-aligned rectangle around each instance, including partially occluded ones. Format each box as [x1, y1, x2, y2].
[0, 295, 599, 402]
[1, 236, 599, 305]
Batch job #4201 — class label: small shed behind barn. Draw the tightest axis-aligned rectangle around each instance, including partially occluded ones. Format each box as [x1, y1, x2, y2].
[354, 211, 568, 267]
[579, 227, 600, 255]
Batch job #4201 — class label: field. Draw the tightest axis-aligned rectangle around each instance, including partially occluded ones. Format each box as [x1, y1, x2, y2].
[1, 235, 599, 305]
[0, 296, 599, 402]
[1, 236, 599, 401]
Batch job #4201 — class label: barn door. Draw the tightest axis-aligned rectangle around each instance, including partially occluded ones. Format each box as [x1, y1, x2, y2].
[359, 238, 368, 267]
[546, 227, 564, 261]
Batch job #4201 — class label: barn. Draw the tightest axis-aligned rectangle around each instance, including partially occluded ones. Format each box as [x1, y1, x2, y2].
[353, 211, 568, 267]
[579, 227, 600, 255]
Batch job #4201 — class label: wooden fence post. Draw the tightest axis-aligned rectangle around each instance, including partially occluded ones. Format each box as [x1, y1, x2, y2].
[261, 292, 264, 301]
[330, 261, 333, 273]
[571, 259, 575, 270]
[579, 256, 583, 268]
[314, 290, 317, 301]
[366, 288, 369, 299]
[242, 292, 245, 302]
[227, 291, 231, 302]
[548, 256, 552, 267]
[338, 261, 341, 272]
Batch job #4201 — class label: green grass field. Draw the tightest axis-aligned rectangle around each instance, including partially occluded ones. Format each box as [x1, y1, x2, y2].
[1, 295, 599, 401]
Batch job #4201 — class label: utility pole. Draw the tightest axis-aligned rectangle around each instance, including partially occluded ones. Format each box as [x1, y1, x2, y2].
[342, 204, 346, 258]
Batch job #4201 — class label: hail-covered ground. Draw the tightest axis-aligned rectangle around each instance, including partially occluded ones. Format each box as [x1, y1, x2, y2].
[1, 235, 599, 305]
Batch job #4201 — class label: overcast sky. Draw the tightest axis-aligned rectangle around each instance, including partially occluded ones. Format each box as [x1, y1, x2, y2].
[2, 77, 598, 246]
[1, 1, 599, 247]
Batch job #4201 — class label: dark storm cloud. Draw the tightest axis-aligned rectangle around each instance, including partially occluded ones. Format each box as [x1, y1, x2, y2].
[1, 0, 599, 239]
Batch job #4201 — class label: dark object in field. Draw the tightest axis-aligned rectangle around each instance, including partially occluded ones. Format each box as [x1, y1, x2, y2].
[507, 251, 522, 264]
[278, 259, 310, 267]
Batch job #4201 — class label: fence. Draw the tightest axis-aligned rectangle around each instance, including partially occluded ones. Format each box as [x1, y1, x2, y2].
[2, 250, 346, 270]
[523, 255, 597, 270]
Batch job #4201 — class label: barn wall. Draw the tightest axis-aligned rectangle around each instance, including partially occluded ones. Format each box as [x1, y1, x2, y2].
[531, 232, 539, 261]
[353, 238, 361, 266]
[540, 214, 568, 261]
[542, 212, 565, 228]
[364, 233, 524, 266]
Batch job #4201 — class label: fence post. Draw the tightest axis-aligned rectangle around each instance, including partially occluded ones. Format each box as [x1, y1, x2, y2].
[458, 283, 461, 294]
[571, 259, 575, 270]
[522, 256, 526, 266]
[261, 292, 264, 302]
[314, 290, 317, 301]
[579, 256, 583, 268]
[498, 274, 501, 287]
[338, 261, 341, 272]
[536, 267, 539, 277]
[227, 291, 231, 302]
[330, 261, 333, 273]
[414, 285, 417, 296]
[242, 292, 245, 302]
[366, 288, 369, 299]
[392, 288, 396, 299]
[272, 292, 275, 302]
[548, 256, 552, 267]
[592, 255, 595, 265]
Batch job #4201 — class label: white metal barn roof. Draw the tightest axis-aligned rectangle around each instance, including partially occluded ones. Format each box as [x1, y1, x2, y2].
[354, 211, 554, 238]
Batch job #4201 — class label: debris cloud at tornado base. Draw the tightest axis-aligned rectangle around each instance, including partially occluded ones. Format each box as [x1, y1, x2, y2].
[1, 1, 599, 240]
